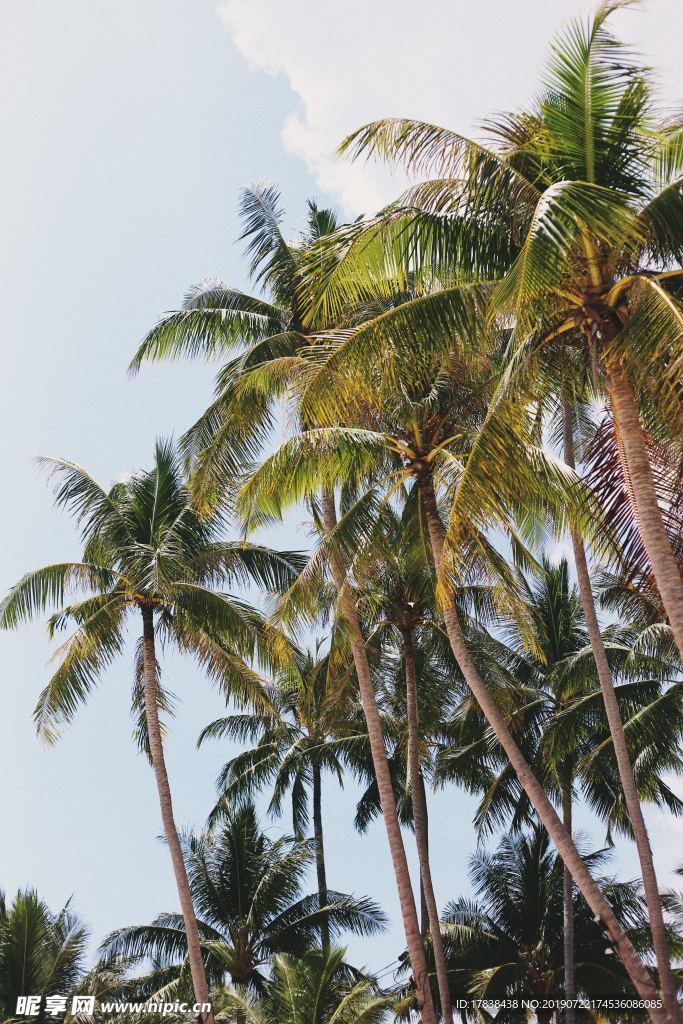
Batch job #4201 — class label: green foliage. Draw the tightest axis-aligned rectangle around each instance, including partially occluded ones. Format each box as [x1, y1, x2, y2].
[202, 645, 363, 835]
[0, 439, 305, 742]
[98, 804, 386, 993]
[0, 890, 87, 1022]
[437, 559, 683, 839]
[215, 946, 392, 1024]
[440, 827, 660, 1016]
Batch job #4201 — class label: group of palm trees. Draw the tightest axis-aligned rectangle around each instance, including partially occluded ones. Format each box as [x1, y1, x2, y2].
[3, 1, 683, 1021]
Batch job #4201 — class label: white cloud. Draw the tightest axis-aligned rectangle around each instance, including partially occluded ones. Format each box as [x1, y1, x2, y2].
[219, 0, 683, 216]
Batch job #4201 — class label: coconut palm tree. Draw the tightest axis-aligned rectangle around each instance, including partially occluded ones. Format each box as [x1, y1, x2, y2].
[0, 890, 87, 1023]
[556, 382, 681, 1018]
[199, 644, 364, 948]
[299, 14, 683, 1006]
[301, 27, 682, 1003]
[130, 189, 438, 1022]
[235, 330, 665, 1012]
[215, 946, 391, 1024]
[0, 441, 305, 1024]
[99, 804, 386, 993]
[437, 558, 683, 1021]
[440, 826, 663, 1024]
[312, 2, 683, 664]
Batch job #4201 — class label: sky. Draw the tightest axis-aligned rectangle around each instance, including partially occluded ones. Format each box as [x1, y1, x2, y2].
[1, 0, 682, 977]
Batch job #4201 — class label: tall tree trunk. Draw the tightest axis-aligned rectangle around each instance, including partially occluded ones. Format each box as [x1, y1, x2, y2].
[420, 876, 429, 939]
[419, 774, 430, 938]
[562, 783, 575, 1024]
[563, 401, 680, 1024]
[321, 492, 436, 1024]
[416, 475, 666, 1022]
[312, 760, 330, 949]
[403, 626, 453, 1023]
[605, 360, 683, 660]
[141, 607, 214, 1024]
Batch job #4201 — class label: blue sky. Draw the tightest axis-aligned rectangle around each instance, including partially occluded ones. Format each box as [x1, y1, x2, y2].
[1, 0, 681, 975]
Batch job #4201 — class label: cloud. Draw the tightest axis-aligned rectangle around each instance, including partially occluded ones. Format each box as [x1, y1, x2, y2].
[219, 0, 683, 216]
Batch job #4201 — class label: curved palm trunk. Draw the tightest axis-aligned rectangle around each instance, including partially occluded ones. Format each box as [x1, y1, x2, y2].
[141, 608, 214, 1024]
[321, 492, 436, 1024]
[562, 784, 575, 1024]
[403, 627, 453, 1022]
[563, 402, 680, 1024]
[605, 360, 683, 660]
[312, 761, 330, 949]
[417, 475, 665, 1021]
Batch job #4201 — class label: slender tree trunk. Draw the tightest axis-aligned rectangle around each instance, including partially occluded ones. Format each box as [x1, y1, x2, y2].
[321, 492, 436, 1024]
[312, 760, 330, 949]
[563, 401, 680, 1024]
[419, 774, 430, 938]
[561, 783, 575, 1024]
[416, 475, 666, 1022]
[141, 607, 214, 1024]
[605, 360, 683, 660]
[420, 876, 429, 939]
[403, 627, 453, 1023]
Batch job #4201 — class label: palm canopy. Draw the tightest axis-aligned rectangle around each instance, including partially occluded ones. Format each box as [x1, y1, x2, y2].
[436, 558, 683, 838]
[129, 187, 342, 502]
[0, 439, 305, 742]
[130, 187, 339, 369]
[215, 946, 392, 1024]
[441, 826, 661, 1022]
[235, 336, 598, 619]
[98, 804, 386, 993]
[0, 889, 87, 1023]
[306, 1, 683, 428]
[201, 643, 363, 836]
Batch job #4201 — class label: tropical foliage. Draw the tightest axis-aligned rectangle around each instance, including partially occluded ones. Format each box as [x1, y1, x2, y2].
[439, 828, 666, 1023]
[98, 804, 386, 993]
[0, 890, 87, 1024]
[3, 3, 683, 1024]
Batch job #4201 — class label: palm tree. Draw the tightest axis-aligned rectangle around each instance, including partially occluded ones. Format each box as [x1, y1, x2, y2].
[313, 2, 683, 666]
[99, 804, 386, 993]
[0, 441, 305, 1023]
[440, 827, 662, 1024]
[236, 333, 664, 1012]
[215, 946, 391, 1024]
[0, 890, 87, 1023]
[558, 384, 680, 1018]
[199, 644, 364, 948]
[313, 34, 683, 1010]
[275, 5, 683, 1004]
[437, 558, 683, 1021]
[202, 515, 462, 1019]
[130, 189, 438, 1022]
